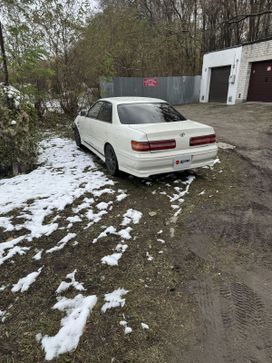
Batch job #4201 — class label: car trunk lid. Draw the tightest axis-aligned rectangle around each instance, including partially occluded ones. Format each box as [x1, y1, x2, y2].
[128, 120, 214, 152]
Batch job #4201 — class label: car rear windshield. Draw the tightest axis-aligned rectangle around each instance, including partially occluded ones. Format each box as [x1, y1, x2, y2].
[117, 103, 187, 124]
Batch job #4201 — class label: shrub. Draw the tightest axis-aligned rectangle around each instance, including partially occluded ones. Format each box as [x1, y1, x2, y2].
[0, 84, 38, 177]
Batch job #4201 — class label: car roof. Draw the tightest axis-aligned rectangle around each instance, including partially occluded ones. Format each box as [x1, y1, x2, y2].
[99, 96, 167, 105]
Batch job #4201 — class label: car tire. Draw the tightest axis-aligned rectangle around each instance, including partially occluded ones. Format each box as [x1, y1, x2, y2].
[74, 127, 82, 148]
[105, 144, 119, 176]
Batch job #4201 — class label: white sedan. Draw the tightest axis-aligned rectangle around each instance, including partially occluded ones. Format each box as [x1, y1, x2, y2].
[73, 97, 218, 177]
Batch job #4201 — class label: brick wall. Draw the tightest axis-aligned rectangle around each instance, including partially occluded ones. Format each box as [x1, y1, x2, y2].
[236, 40, 272, 102]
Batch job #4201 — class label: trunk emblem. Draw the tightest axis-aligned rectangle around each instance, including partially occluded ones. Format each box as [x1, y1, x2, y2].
[180, 132, 185, 137]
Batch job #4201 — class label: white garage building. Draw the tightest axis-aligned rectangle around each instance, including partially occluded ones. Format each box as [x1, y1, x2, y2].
[200, 38, 272, 105]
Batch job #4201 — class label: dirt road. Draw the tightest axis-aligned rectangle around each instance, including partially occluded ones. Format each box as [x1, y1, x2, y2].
[173, 102, 272, 362]
[177, 102, 272, 175]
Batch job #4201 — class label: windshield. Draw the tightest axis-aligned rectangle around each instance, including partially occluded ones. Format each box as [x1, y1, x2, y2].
[117, 103, 187, 124]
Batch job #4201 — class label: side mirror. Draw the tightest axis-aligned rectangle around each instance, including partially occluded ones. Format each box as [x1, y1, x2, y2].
[80, 110, 87, 116]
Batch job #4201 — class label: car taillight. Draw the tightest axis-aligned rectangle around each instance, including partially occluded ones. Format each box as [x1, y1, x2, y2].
[131, 139, 176, 152]
[131, 141, 150, 151]
[190, 134, 216, 146]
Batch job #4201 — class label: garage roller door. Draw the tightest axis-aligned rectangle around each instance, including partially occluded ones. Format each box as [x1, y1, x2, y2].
[209, 66, 231, 102]
[247, 60, 272, 102]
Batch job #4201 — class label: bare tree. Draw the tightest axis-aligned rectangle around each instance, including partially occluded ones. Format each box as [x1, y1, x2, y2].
[0, 21, 9, 85]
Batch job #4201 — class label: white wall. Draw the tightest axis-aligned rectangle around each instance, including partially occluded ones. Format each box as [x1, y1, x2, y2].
[200, 46, 242, 105]
[236, 40, 272, 102]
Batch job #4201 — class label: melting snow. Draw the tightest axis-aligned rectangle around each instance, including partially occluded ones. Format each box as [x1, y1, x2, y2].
[124, 326, 132, 334]
[141, 322, 149, 330]
[146, 252, 153, 261]
[32, 249, 43, 260]
[101, 253, 122, 266]
[67, 216, 82, 223]
[11, 267, 43, 293]
[117, 227, 132, 240]
[93, 226, 132, 243]
[0, 235, 26, 265]
[72, 197, 94, 213]
[96, 201, 112, 210]
[46, 233, 76, 253]
[40, 294, 97, 361]
[92, 188, 114, 197]
[115, 243, 128, 253]
[120, 321, 132, 335]
[121, 209, 143, 226]
[56, 270, 86, 294]
[101, 288, 129, 313]
[218, 142, 235, 150]
[93, 226, 116, 244]
[157, 238, 165, 244]
[116, 193, 127, 202]
[0, 309, 7, 322]
[168, 175, 195, 203]
[85, 210, 108, 229]
[0, 217, 14, 232]
[0, 243, 30, 265]
[0, 137, 114, 264]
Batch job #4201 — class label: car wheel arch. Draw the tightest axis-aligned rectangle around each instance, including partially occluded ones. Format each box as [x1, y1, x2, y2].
[104, 142, 115, 155]
[104, 143, 119, 176]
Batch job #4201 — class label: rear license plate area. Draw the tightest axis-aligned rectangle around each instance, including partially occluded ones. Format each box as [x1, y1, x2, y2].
[173, 155, 192, 169]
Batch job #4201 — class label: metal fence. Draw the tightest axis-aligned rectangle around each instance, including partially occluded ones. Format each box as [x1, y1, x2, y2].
[100, 76, 201, 105]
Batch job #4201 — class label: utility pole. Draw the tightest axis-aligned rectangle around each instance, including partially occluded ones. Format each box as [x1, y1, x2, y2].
[0, 21, 9, 86]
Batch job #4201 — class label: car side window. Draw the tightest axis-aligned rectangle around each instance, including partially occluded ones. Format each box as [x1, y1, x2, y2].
[98, 102, 112, 123]
[87, 102, 103, 118]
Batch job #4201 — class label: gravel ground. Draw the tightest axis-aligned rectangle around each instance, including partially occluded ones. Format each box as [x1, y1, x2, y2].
[177, 102, 272, 175]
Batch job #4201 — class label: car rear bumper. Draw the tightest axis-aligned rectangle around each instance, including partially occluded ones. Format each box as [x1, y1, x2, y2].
[118, 144, 218, 177]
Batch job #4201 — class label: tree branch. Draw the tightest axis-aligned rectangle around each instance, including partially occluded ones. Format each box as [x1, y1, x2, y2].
[228, 10, 272, 24]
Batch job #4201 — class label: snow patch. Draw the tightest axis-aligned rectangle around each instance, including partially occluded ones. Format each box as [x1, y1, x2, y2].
[0, 235, 26, 265]
[0, 138, 113, 259]
[56, 270, 86, 294]
[115, 243, 128, 253]
[0, 244, 30, 265]
[101, 288, 129, 313]
[157, 238, 165, 244]
[46, 233, 76, 253]
[11, 267, 43, 293]
[0, 309, 7, 322]
[40, 294, 97, 361]
[117, 227, 132, 240]
[119, 321, 133, 335]
[168, 175, 195, 203]
[116, 193, 127, 202]
[0, 217, 14, 232]
[93, 226, 116, 244]
[146, 252, 153, 261]
[92, 188, 114, 197]
[218, 142, 236, 150]
[141, 322, 149, 330]
[85, 210, 107, 229]
[121, 209, 142, 226]
[32, 249, 43, 261]
[72, 198, 94, 213]
[96, 201, 111, 210]
[101, 253, 122, 266]
[66, 216, 82, 223]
